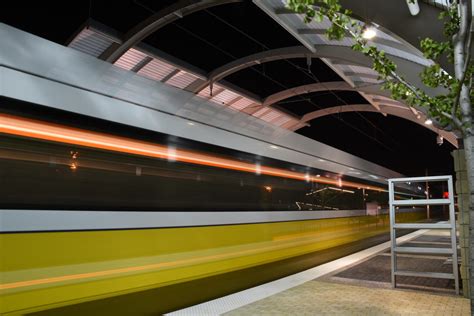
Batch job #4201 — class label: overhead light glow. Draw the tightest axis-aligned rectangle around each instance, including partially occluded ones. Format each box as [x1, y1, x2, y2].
[270, 145, 279, 149]
[362, 27, 377, 40]
[437, 135, 444, 145]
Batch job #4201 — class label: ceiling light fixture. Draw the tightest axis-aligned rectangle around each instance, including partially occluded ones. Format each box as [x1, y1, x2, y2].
[405, 0, 420, 16]
[362, 26, 377, 40]
[424, 119, 433, 125]
[437, 135, 444, 145]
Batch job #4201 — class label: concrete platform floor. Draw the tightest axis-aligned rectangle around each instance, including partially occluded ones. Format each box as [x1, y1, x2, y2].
[327, 232, 457, 292]
[170, 230, 470, 315]
[224, 280, 470, 315]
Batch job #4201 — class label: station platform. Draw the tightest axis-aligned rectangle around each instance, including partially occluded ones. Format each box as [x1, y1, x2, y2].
[169, 230, 470, 315]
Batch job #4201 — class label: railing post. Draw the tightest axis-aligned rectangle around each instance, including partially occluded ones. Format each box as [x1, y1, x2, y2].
[389, 175, 459, 294]
[389, 179, 397, 288]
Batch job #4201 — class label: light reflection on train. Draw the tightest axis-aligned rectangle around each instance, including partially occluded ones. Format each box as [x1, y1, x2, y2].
[0, 113, 404, 212]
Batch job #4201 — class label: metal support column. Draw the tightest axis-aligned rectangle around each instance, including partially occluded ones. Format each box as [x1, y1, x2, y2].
[388, 175, 459, 295]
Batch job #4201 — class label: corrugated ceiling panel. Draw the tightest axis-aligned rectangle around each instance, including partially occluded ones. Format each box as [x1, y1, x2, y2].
[252, 107, 270, 117]
[282, 119, 301, 130]
[344, 65, 378, 75]
[375, 95, 396, 102]
[211, 89, 240, 105]
[167, 70, 200, 89]
[69, 28, 114, 57]
[197, 85, 212, 99]
[229, 97, 255, 111]
[260, 110, 283, 122]
[353, 77, 383, 84]
[137, 58, 176, 81]
[67, 27, 298, 132]
[197, 84, 226, 100]
[114, 48, 147, 71]
[377, 44, 431, 66]
[273, 116, 292, 126]
[307, 33, 354, 47]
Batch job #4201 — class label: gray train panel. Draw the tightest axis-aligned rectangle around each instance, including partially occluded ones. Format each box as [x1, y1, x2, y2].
[0, 209, 368, 232]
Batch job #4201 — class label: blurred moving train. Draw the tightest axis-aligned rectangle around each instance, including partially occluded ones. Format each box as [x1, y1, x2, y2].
[0, 112, 391, 213]
[0, 108, 426, 316]
[0, 24, 427, 315]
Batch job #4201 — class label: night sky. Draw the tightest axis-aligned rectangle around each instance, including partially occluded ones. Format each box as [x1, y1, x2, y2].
[0, 0, 456, 176]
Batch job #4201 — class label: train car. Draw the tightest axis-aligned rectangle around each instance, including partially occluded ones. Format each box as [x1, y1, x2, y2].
[0, 24, 426, 315]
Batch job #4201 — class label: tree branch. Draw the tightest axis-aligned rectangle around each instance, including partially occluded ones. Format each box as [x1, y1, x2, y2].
[388, 71, 422, 99]
[443, 111, 463, 128]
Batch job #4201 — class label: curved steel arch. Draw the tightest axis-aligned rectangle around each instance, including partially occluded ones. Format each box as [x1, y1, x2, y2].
[261, 81, 400, 108]
[194, 45, 433, 95]
[197, 46, 372, 91]
[263, 81, 351, 106]
[292, 104, 458, 147]
[100, 0, 241, 63]
[192, 45, 374, 93]
[261, 81, 388, 107]
[300, 104, 391, 123]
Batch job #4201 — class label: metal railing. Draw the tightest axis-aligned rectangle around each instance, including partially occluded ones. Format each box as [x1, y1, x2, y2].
[388, 175, 459, 294]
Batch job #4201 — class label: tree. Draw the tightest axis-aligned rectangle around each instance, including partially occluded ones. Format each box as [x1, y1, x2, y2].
[288, 0, 473, 304]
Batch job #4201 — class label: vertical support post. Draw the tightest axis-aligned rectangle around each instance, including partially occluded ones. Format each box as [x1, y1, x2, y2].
[425, 169, 430, 220]
[452, 149, 470, 297]
[389, 179, 397, 288]
[448, 176, 460, 295]
[426, 184, 430, 219]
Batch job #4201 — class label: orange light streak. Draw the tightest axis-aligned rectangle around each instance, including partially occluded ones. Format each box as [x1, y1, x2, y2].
[0, 114, 383, 191]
